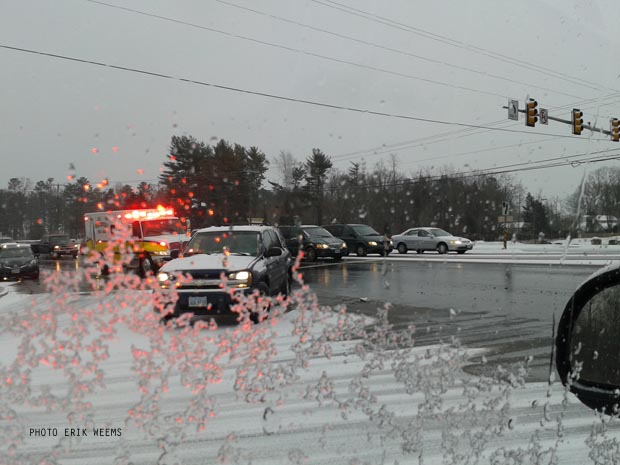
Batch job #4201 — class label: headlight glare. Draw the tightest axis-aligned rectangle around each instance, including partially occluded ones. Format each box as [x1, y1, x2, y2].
[157, 272, 170, 282]
[368, 241, 377, 246]
[229, 270, 250, 281]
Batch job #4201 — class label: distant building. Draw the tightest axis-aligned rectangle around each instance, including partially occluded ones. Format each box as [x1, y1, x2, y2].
[579, 215, 618, 232]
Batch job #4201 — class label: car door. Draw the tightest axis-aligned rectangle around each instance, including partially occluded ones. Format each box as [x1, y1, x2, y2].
[417, 229, 433, 251]
[263, 230, 287, 294]
[404, 229, 418, 249]
[342, 225, 356, 251]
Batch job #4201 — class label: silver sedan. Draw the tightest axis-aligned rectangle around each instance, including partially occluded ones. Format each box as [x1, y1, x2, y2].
[391, 227, 474, 255]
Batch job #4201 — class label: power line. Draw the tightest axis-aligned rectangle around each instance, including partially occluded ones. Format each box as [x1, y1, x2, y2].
[310, 0, 617, 95]
[216, 0, 584, 101]
[335, 147, 620, 191]
[83, 0, 510, 100]
[0, 44, 593, 139]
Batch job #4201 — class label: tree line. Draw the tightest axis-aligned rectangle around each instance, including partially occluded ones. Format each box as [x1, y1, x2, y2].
[1, 135, 617, 241]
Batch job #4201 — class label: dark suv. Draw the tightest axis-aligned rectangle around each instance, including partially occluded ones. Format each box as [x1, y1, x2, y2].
[157, 225, 291, 321]
[323, 224, 392, 257]
[278, 225, 347, 262]
[32, 233, 78, 259]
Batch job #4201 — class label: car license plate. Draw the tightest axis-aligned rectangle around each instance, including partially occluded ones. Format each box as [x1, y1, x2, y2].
[188, 296, 208, 308]
[12, 267, 20, 274]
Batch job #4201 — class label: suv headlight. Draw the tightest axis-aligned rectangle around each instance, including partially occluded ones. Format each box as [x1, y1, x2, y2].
[228, 270, 252, 288]
[368, 241, 377, 246]
[229, 271, 250, 281]
[341, 243, 347, 249]
[316, 243, 329, 249]
[157, 272, 170, 282]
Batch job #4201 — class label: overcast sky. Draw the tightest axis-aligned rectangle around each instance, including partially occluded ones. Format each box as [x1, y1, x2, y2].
[1, 0, 618, 199]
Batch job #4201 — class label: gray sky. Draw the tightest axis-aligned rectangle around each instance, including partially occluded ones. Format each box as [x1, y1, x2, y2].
[1, 0, 618, 198]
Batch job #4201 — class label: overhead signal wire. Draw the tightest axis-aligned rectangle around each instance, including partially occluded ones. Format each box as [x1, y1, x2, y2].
[331, 93, 620, 162]
[216, 0, 584, 100]
[0, 44, 594, 140]
[84, 0, 511, 100]
[310, 0, 617, 94]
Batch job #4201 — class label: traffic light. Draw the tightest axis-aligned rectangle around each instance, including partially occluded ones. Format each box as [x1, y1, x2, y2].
[611, 118, 620, 142]
[525, 99, 538, 127]
[572, 109, 584, 135]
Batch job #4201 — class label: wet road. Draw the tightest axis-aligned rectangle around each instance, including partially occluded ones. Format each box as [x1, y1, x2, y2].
[302, 259, 597, 382]
[11, 255, 601, 382]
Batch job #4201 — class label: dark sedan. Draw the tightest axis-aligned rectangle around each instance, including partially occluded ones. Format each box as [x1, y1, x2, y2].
[0, 243, 39, 281]
[278, 225, 347, 262]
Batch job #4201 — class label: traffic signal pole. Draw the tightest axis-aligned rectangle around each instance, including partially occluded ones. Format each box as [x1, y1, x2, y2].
[503, 104, 617, 139]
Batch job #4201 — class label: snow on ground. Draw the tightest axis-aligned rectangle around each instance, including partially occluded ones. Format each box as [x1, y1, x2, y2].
[0, 291, 618, 465]
[1, 280, 619, 464]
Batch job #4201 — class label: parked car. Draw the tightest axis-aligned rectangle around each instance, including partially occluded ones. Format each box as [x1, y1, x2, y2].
[157, 225, 292, 322]
[323, 223, 392, 257]
[391, 227, 474, 254]
[278, 225, 347, 262]
[32, 233, 78, 259]
[0, 242, 39, 281]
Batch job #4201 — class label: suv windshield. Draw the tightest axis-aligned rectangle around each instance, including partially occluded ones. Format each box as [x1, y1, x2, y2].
[351, 225, 380, 236]
[49, 235, 70, 245]
[185, 230, 259, 256]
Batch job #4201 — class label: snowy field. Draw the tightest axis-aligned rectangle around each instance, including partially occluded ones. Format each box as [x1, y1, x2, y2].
[1, 270, 619, 465]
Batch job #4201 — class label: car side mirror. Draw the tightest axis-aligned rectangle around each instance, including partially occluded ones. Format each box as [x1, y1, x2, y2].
[556, 265, 620, 413]
[170, 250, 180, 259]
[265, 247, 282, 257]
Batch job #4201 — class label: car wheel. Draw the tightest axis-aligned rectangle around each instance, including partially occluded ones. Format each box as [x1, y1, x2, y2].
[397, 243, 407, 254]
[356, 245, 367, 257]
[437, 243, 448, 254]
[139, 255, 154, 277]
[305, 247, 317, 262]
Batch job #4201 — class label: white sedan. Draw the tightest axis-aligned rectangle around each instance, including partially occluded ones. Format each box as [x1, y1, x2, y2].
[391, 227, 474, 255]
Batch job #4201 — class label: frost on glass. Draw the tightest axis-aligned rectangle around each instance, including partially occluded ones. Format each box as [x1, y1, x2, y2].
[0, 223, 617, 464]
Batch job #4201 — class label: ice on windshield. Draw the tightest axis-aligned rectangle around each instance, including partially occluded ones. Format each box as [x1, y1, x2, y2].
[186, 231, 259, 256]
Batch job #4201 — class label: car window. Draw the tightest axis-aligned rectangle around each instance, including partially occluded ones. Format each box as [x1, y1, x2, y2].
[428, 228, 451, 237]
[262, 230, 278, 250]
[351, 225, 379, 236]
[418, 230, 429, 237]
[303, 227, 333, 237]
[0, 247, 33, 259]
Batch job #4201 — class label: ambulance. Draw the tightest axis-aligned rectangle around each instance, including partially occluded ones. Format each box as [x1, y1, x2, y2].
[83, 206, 190, 276]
